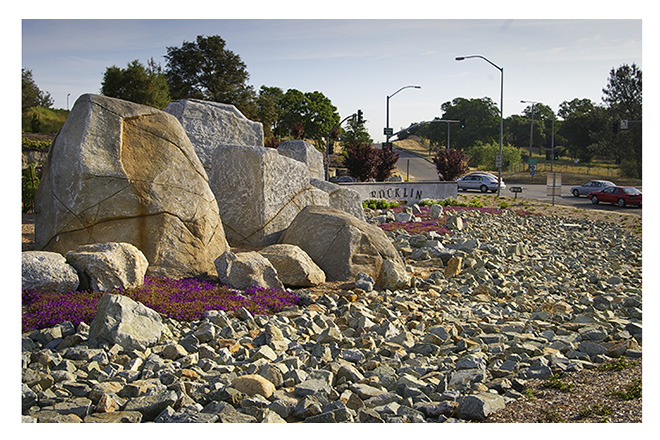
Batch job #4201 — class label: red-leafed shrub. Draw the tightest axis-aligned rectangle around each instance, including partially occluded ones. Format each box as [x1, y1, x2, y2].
[433, 148, 469, 181]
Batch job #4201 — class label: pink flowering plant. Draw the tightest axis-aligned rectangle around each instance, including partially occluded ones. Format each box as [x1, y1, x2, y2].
[377, 203, 534, 235]
[22, 276, 300, 332]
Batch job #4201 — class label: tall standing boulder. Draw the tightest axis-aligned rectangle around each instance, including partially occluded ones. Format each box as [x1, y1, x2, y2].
[34, 94, 229, 278]
[164, 99, 264, 171]
[279, 205, 406, 283]
[208, 145, 329, 246]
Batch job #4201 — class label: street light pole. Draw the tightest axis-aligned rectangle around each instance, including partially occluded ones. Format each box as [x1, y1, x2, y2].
[521, 100, 538, 159]
[456, 55, 504, 196]
[385, 85, 421, 145]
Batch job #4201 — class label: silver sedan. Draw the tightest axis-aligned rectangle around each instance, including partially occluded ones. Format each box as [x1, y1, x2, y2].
[570, 180, 615, 197]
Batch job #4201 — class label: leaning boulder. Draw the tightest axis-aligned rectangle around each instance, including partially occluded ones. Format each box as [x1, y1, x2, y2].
[164, 99, 264, 171]
[22, 251, 79, 292]
[279, 205, 404, 283]
[215, 250, 284, 291]
[277, 140, 324, 180]
[65, 242, 148, 292]
[88, 293, 165, 351]
[258, 244, 326, 287]
[209, 145, 329, 246]
[34, 94, 229, 278]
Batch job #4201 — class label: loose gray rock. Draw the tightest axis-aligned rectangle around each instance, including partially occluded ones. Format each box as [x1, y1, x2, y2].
[22, 251, 79, 292]
[88, 293, 165, 351]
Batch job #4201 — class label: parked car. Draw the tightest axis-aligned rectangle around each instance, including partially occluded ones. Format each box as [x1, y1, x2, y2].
[456, 173, 506, 193]
[570, 180, 615, 197]
[588, 186, 642, 207]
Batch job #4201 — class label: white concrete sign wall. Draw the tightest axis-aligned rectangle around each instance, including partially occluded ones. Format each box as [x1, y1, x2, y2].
[338, 181, 458, 204]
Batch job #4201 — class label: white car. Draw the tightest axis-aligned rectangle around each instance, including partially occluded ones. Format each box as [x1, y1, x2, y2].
[570, 180, 615, 197]
[456, 173, 506, 193]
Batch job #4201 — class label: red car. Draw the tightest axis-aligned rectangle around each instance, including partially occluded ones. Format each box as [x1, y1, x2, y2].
[588, 186, 642, 207]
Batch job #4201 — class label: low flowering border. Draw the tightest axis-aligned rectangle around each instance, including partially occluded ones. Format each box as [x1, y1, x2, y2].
[22, 276, 300, 332]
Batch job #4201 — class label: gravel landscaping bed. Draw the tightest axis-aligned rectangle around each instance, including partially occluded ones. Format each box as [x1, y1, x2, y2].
[21, 196, 642, 423]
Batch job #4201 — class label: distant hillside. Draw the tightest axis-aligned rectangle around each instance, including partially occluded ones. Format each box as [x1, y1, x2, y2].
[22, 107, 69, 135]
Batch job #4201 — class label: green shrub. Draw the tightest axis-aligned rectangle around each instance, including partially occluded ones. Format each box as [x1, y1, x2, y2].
[362, 199, 402, 210]
[600, 357, 638, 372]
[22, 107, 69, 134]
[468, 141, 521, 171]
[610, 379, 642, 400]
[22, 138, 52, 151]
[22, 165, 41, 213]
[467, 198, 484, 207]
[542, 374, 573, 393]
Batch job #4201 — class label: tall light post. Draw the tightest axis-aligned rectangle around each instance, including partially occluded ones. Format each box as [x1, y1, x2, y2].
[385, 85, 421, 145]
[456, 55, 504, 196]
[521, 100, 538, 159]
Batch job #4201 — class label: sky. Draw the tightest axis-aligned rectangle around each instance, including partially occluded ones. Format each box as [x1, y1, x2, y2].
[18, 7, 646, 144]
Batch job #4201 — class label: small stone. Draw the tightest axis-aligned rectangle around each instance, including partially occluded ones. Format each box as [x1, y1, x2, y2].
[231, 374, 276, 399]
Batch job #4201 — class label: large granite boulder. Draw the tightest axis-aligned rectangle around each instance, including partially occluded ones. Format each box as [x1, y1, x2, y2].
[277, 140, 324, 180]
[214, 250, 283, 291]
[164, 99, 264, 171]
[34, 94, 229, 278]
[22, 251, 79, 292]
[65, 242, 148, 292]
[258, 244, 326, 287]
[88, 293, 165, 351]
[310, 178, 365, 221]
[209, 145, 329, 246]
[278, 205, 406, 283]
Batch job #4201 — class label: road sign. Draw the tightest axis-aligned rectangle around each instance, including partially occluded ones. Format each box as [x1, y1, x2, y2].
[384, 127, 393, 135]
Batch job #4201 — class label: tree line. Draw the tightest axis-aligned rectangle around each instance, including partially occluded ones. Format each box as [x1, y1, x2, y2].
[22, 34, 641, 179]
[402, 63, 642, 178]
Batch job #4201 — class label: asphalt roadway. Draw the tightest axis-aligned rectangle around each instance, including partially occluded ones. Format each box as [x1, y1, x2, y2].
[393, 146, 642, 216]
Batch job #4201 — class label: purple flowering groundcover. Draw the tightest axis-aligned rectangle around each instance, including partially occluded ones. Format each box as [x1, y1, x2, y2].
[22, 276, 299, 332]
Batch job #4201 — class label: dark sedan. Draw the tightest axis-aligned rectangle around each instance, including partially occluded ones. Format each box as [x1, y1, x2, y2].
[588, 186, 642, 207]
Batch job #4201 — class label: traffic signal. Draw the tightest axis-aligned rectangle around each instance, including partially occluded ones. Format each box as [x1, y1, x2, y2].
[460, 118, 466, 129]
[357, 109, 364, 124]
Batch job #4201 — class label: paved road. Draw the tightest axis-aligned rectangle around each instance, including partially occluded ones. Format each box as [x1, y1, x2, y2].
[391, 146, 641, 216]
[394, 147, 438, 181]
[468, 184, 643, 216]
